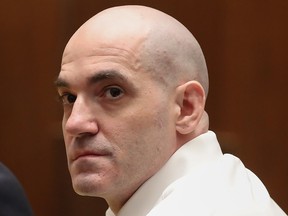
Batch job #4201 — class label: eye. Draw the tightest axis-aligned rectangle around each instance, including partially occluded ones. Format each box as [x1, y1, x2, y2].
[104, 86, 124, 99]
[59, 93, 77, 105]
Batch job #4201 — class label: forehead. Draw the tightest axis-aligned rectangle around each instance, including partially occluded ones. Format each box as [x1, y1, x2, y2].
[59, 22, 148, 81]
[62, 46, 140, 71]
[57, 41, 157, 92]
[58, 53, 134, 87]
[57, 10, 171, 89]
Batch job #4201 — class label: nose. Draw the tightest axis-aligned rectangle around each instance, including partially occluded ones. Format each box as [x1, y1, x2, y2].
[63, 97, 99, 137]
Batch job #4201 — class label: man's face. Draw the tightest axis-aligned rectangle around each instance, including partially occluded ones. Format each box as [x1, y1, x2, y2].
[56, 35, 178, 200]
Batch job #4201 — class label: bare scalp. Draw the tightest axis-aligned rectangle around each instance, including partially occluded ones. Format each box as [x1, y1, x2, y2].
[64, 5, 209, 95]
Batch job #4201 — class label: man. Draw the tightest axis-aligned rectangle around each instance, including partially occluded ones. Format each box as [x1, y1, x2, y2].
[55, 5, 286, 216]
[0, 163, 33, 216]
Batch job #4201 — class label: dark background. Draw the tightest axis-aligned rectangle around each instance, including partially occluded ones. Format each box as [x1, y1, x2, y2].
[0, 0, 287, 215]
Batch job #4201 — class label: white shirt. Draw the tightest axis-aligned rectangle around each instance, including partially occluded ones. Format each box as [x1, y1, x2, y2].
[106, 131, 286, 216]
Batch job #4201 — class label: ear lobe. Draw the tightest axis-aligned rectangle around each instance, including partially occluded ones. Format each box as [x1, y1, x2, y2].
[175, 81, 205, 135]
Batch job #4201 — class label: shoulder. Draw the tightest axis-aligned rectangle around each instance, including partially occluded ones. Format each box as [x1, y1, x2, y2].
[148, 155, 285, 216]
[0, 163, 33, 216]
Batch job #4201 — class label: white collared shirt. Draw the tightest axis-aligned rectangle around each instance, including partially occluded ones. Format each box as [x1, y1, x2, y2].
[106, 131, 286, 216]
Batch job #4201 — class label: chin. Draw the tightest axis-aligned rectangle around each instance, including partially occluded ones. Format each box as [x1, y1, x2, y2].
[71, 174, 108, 197]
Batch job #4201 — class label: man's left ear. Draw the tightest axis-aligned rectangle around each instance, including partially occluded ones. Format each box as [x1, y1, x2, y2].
[175, 81, 206, 135]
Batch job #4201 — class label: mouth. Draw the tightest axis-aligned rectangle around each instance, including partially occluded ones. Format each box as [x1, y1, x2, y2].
[72, 151, 110, 162]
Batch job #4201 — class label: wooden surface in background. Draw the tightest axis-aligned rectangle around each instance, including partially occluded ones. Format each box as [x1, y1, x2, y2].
[0, 0, 287, 215]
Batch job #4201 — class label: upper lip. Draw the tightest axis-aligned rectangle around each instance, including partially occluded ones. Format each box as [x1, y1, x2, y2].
[71, 150, 110, 162]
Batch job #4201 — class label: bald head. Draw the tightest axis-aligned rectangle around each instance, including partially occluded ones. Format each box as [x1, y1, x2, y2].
[63, 5, 208, 95]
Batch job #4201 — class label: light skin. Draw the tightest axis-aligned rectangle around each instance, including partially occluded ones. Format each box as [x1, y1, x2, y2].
[55, 5, 208, 214]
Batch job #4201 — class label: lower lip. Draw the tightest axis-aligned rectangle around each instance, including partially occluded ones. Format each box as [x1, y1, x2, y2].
[74, 154, 106, 161]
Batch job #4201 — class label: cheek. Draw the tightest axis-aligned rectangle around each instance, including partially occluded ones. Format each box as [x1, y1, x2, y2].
[109, 105, 174, 167]
[112, 108, 167, 145]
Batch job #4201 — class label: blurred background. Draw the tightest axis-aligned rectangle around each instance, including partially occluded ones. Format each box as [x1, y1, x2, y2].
[0, 0, 287, 215]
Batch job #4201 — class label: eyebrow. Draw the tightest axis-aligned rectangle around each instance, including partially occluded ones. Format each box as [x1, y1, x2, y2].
[88, 70, 128, 85]
[54, 70, 129, 88]
[54, 77, 69, 88]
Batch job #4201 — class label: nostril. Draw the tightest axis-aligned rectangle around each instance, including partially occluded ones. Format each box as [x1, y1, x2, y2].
[77, 131, 97, 139]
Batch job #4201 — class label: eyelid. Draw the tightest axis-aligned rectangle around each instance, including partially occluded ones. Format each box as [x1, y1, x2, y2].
[102, 85, 125, 99]
[57, 87, 70, 97]
[58, 92, 76, 105]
